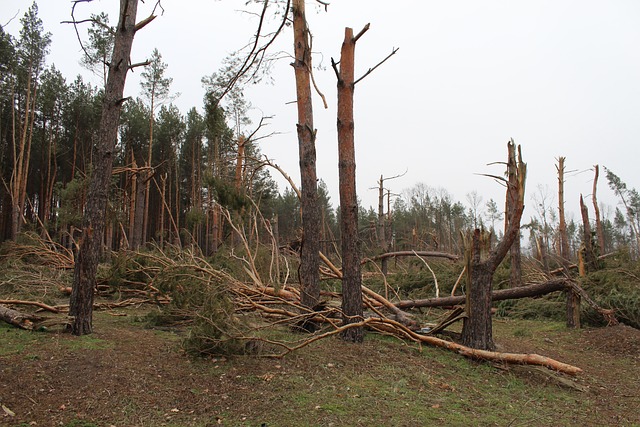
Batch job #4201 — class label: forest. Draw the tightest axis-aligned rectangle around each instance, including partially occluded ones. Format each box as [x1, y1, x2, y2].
[1, 1, 639, 426]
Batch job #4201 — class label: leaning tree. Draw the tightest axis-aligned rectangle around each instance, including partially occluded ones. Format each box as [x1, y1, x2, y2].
[70, 0, 157, 335]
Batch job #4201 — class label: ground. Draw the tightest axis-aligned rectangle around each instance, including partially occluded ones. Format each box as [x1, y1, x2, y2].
[1, 309, 639, 427]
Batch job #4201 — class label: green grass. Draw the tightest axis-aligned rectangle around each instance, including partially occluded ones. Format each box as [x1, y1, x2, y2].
[0, 322, 46, 355]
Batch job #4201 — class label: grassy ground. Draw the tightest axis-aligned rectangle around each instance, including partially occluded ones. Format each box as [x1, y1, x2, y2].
[1, 309, 639, 427]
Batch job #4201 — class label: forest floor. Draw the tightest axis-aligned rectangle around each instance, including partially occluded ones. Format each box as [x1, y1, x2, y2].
[1, 306, 639, 427]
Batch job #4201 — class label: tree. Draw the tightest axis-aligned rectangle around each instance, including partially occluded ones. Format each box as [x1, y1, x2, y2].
[592, 165, 605, 254]
[70, 0, 154, 335]
[605, 167, 640, 256]
[79, 12, 114, 86]
[140, 48, 173, 245]
[334, 25, 366, 342]
[9, 2, 51, 240]
[461, 140, 526, 350]
[292, 0, 321, 309]
[556, 157, 571, 264]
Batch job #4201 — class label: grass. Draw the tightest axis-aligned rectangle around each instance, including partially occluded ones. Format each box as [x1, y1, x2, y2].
[1, 309, 638, 426]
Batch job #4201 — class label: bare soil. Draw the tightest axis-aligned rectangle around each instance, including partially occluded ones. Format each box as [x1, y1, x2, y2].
[1, 311, 639, 427]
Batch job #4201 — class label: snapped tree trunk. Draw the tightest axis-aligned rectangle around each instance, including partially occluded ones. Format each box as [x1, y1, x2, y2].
[461, 140, 526, 350]
[336, 26, 364, 343]
[505, 142, 522, 287]
[557, 157, 571, 263]
[70, 0, 142, 335]
[580, 194, 598, 271]
[292, 0, 321, 309]
[592, 165, 605, 254]
[461, 230, 496, 350]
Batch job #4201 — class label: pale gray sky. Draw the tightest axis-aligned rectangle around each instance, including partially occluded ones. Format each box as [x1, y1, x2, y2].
[3, 0, 639, 223]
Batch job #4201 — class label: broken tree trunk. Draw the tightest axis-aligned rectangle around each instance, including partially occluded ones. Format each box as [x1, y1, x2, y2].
[335, 26, 365, 343]
[395, 279, 570, 309]
[461, 140, 526, 351]
[592, 165, 606, 254]
[506, 141, 522, 287]
[0, 304, 46, 330]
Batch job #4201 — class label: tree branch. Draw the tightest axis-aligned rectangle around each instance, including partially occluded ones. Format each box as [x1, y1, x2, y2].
[354, 47, 399, 85]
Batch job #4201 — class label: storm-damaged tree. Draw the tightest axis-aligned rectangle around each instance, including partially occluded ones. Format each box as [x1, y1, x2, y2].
[461, 140, 526, 350]
[69, 0, 157, 335]
[291, 0, 321, 309]
[332, 24, 398, 342]
[557, 157, 580, 327]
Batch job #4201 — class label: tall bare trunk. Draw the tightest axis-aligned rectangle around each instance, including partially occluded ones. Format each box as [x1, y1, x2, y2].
[557, 157, 570, 263]
[505, 142, 522, 286]
[292, 0, 320, 309]
[70, 0, 141, 335]
[592, 165, 605, 254]
[336, 26, 364, 343]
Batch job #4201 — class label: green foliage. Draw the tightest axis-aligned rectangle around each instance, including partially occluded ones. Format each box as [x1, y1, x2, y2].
[495, 297, 565, 321]
[208, 176, 249, 211]
[126, 247, 251, 356]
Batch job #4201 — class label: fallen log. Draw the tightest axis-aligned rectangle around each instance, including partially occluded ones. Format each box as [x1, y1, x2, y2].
[0, 304, 46, 330]
[318, 251, 416, 328]
[363, 250, 459, 264]
[276, 316, 582, 375]
[395, 279, 569, 309]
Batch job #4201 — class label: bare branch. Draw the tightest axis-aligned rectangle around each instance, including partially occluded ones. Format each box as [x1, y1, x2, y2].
[354, 47, 399, 85]
[134, 14, 156, 32]
[353, 23, 370, 43]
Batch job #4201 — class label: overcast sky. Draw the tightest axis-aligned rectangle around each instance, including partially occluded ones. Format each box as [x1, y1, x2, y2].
[3, 0, 639, 224]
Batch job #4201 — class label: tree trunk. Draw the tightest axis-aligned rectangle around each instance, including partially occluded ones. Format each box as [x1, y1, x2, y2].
[592, 165, 605, 254]
[462, 140, 526, 350]
[461, 230, 496, 350]
[336, 27, 364, 343]
[505, 141, 522, 286]
[557, 157, 571, 263]
[70, 0, 140, 336]
[377, 175, 389, 275]
[579, 194, 598, 271]
[292, 0, 320, 309]
[396, 279, 569, 309]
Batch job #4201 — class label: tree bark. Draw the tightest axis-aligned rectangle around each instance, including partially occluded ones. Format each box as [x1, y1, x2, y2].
[70, 0, 140, 335]
[336, 27, 364, 343]
[292, 0, 321, 309]
[461, 230, 496, 350]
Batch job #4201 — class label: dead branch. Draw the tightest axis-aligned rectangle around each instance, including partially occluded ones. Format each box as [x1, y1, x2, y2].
[354, 47, 399, 85]
[0, 299, 60, 314]
[413, 250, 440, 298]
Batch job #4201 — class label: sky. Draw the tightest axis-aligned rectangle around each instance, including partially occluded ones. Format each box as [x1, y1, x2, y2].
[2, 0, 639, 225]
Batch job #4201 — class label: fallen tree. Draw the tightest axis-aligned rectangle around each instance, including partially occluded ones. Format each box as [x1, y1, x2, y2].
[362, 250, 460, 264]
[395, 279, 570, 309]
[0, 304, 47, 330]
